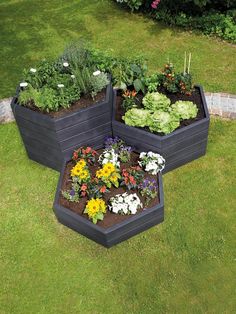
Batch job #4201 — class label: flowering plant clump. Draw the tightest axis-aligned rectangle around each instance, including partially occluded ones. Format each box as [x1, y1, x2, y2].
[104, 137, 132, 163]
[61, 139, 161, 224]
[109, 193, 143, 215]
[84, 198, 107, 224]
[121, 166, 144, 190]
[72, 146, 98, 164]
[122, 89, 138, 112]
[96, 163, 121, 188]
[70, 159, 91, 183]
[138, 152, 165, 175]
[139, 178, 158, 205]
[98, 148, 120, 168]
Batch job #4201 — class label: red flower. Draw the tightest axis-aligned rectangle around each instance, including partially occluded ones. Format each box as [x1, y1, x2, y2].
[85, 147, 92, 154]
[122, 170, 129, 177]
[81, 184, 87, 191]
[124, 177, 129, 184]
[100, 186, 106, 193]
[73, 152, 78, 160]
[129, 176, 136, 185]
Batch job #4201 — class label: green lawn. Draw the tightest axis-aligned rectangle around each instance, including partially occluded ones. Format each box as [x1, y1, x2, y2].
[0, 119, 236, 313]
[1, 1, 236, 313]
[0, 0, 236, 99]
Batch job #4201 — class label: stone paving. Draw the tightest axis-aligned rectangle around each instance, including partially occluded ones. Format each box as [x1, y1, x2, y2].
[0, 93, 236, 124]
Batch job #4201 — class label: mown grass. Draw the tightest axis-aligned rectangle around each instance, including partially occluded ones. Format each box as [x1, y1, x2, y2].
[0, 119, 236, 313]
[0, 0, 236, 99]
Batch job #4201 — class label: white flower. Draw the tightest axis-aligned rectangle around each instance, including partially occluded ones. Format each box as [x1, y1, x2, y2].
[30, 68, 37, 73]
[71, 74, 75, 79]
[93, 70, 101, 76]
[20, 82, 28, 87]
[63, 62, 69, 67]
[109, 193, 142, 215]
[140, 152, 146, 159]
[57, 84, 64, 88]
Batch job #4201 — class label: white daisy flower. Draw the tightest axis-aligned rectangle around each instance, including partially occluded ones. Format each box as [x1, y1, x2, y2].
[63, 62, 69, 67]
[93, 70, 101, 76]
[57, 84, 64, 88]
[71, 74, 75, 79]
[30, 68, 37, 73]
[20, 82, 28, 87]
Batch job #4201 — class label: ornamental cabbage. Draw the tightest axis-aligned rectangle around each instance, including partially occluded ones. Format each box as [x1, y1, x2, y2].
[147, 111, 180, 134]
[171, 101, 198, 120]
[123, 108, 151, 128]
[142, 92, 171, 111]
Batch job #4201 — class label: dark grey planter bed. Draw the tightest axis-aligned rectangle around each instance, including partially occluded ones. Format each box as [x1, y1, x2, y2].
[53, 162, 164, 248]
[11, 82, 113, 171]
[112, 85, 210, 173]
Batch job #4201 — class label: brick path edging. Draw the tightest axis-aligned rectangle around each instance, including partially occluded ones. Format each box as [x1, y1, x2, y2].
[1, 92, 236, 124]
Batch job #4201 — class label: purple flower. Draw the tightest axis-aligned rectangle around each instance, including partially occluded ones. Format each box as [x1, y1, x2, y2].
[70, 190, 75, 196]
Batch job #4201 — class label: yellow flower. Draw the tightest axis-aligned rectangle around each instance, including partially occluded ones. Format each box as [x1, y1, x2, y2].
[96, 169, 104, 179]
[79, 170, 89, 180]
[76, 159, 86, 169]
[103, 162, 115, 174]
[85, 198, 106, 219]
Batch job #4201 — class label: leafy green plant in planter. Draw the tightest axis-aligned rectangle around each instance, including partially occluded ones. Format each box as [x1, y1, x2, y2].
[147, 111, 180, 134]
[142, 92, 170, 111]
[18, 57, 109, 112]
[158, 62, 193, 95]
[123, 92, 198, 134]
[172, 101, 198, 120]
[122, 90, 138, 111]
[123, 108, 151, 127]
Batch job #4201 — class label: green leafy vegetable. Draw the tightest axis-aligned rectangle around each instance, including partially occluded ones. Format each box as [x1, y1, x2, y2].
[171, 100, 198, 119]
[142, 92, 171, 111]
[123, 108, 151, 128]
[147, 111, 180, 134]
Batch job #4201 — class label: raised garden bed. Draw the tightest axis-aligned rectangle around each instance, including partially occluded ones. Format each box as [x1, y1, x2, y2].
[11, 82, 113, 171]
[112, 85, 210, 173]
[53, 143, 164, 247]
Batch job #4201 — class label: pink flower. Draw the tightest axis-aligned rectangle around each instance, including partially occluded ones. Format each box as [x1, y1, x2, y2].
[151, 0, 161, 9]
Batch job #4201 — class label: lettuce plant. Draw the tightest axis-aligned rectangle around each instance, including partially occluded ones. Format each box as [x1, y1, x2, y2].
[171, 101, 198, 120]
[147, 111, 180, 134]
[123, 108, 151, 127]
[142, 92, 171, 111]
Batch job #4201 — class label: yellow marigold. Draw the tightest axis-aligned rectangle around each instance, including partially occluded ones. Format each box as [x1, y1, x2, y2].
[85, 198, 106, 219]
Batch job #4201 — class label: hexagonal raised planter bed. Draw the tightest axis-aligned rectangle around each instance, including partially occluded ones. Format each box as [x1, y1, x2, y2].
[53, 147, 164, 248]
[112, 85, 210, 173]
[11, 82, 113, 171]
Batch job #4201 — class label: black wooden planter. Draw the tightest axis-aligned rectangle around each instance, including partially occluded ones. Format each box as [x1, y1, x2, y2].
[11, 83, 113, 172]
[53, 162, 164, 248]
[112, 85, 210, 173]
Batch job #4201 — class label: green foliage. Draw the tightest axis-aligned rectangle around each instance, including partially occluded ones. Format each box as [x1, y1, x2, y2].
[144, 74, 160, 92]
[115, 0, 236, 43]
[171, 100, 198, 120]
[19, 83, 81, 112]
[90, 72, 109, 98]
[159, 63, 193, 94]
[142, 92, 171, 111]
[147, 111, 180, 134]
[123, 108, 151, 127]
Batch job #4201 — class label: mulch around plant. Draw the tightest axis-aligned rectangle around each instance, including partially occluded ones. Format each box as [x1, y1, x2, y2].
[115, 87, 206, 136]
[59, 151, 160, 229]
[21, 89, 106, 118]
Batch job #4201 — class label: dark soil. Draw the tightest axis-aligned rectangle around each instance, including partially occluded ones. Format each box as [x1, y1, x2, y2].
[59, 151, 160, 229]
[115, 87, 206, 136]
[21, 90, 106, 118]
